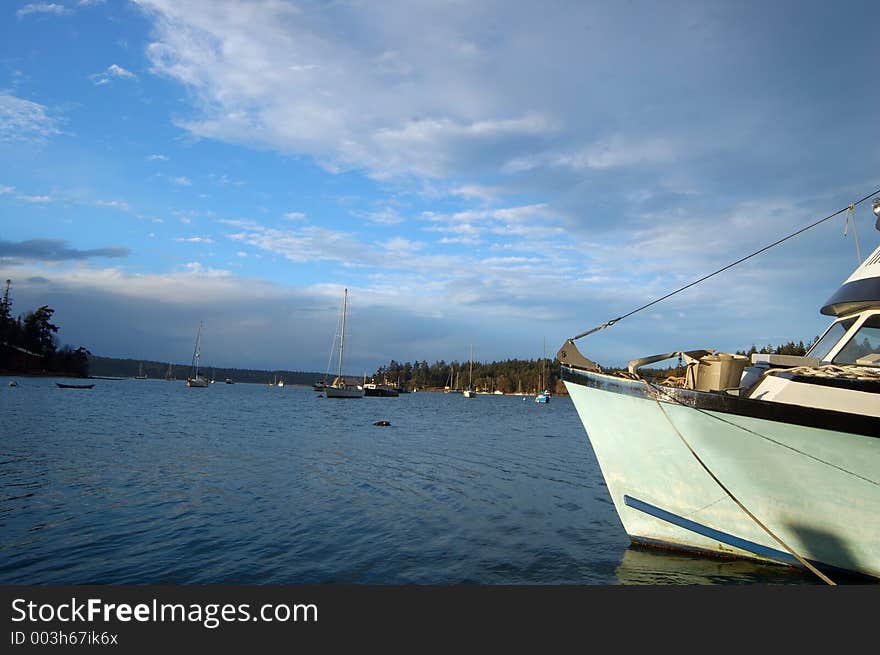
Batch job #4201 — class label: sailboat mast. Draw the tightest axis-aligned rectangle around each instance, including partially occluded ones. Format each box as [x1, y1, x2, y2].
[191, 321, 203, 377]
[469, 344, 473, 387]
[338, 288, 347, 379]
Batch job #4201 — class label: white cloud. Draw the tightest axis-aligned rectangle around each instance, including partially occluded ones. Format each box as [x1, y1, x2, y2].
[172, 176, 192, 186]
[18, 194, 53, 203]
[176, 236, 215, 244]
[0, 185, 14, 194]
[0, 94, 61, 143]
[136, 0, 559, 179]
[283, 211, 305, 221]
[95, 199, 131, 212]
[147, 153, 169, 161]
[90, 64, 137, 85]
[17, 3, 69, 17]
[360, 207, 403, 225]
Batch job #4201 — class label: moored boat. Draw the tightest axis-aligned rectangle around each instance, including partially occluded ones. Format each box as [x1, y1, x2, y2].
[324, 288, 364, 399]
[463, 345, 477, 398]
[363, 382, 399, 397]
[56, 382, 94, 389]
[558, 195, 880, 581]
[186, 322, 209, 388]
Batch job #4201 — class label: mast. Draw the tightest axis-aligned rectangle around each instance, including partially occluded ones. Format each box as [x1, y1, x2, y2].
[191, 321, 202, 378]
[469, 344, 473, 389]
[541, 336, 546, 392]
[337, 288, 347, 379]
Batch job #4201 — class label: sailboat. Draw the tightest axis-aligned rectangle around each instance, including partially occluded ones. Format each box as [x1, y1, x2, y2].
[463, 345, 476, 398]
[165, 362, 175, 381]
[186, 322, 209, 388]
[325, 288, 365, 398]
[135, 362, 147, 379]
[535, 337, 551, 403]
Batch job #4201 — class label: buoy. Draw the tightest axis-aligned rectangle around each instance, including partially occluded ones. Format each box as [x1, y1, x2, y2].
[373, 420, 391, 427]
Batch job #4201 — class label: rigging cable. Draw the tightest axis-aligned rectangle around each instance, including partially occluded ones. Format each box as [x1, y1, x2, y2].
[572, 186, 880, 341]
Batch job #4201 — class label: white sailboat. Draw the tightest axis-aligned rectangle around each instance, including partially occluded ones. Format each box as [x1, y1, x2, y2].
[186, 321, 209, 388]
[535, 337, 550, 403]
[135, 362, 147, 379]
[559, 195, 880, 580]
[463, 345, 476, 398]
[325, 288, 364, 398]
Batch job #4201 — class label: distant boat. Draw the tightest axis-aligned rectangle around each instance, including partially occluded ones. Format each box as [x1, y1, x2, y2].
[535, 337, 551, 404]
[313, 379, 326, 391]
[165, 362, 175, 381]
[277, 377, 284, 388]
[8, 380, 18, 387]
[56, 382, 94, 389]
[363, 381, 399, 397]
[186, 322, 209, 388]
[225, 378, 234, 384]
[325, 288, 364, 399]
[135, 363, 147, 379]
[463, 345, 476, 398]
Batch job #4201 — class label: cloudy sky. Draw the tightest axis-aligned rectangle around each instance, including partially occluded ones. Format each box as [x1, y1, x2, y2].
[1, 0, 878, 373]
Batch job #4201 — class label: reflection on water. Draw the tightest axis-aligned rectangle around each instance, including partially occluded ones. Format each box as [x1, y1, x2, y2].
[614, 546, 824, 585]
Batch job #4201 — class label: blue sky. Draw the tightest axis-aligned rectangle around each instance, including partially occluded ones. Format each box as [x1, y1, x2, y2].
[1, 0, 879, 373]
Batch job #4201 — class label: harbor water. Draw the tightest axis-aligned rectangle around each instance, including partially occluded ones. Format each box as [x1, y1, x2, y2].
[0, 377, 823, 584]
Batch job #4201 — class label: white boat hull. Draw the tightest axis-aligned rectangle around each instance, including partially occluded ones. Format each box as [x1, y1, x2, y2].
[186, 377, 209, 388]
[564, 367, 880, 579]
[325, 385, 365, 398]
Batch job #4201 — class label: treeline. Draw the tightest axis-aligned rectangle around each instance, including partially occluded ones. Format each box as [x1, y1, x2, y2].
[0, 280, 90, 377]
[735, 340, 810, 357]
[372, 358, 564, 394]
[88, 355, 324, 386]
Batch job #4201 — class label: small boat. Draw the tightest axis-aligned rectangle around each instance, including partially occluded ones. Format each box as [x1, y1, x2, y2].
[463, 345, 476, 398]
[313, 380, 326, 391]
[325, 288, 365, 398]
[165, 362, 175, 381]
[225, 378, 234, 384]
[363, 382, 399, 397]
[535, 338, 551, 403]
[8, 380, 18, 387]
[186, 322, 209, 388]
[134, 363, 147, 379]
[56, 382, 94, 389]
[559, 194, 880, 581]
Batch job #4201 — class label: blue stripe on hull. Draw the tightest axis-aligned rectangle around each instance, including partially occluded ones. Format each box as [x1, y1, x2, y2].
[623, 495, 801, 567]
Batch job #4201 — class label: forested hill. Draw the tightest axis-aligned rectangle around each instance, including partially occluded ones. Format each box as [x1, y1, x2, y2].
[88, 355, 324, 386]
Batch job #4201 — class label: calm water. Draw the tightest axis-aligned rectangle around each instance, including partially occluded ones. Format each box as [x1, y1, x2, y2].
[0, 377, 821, 585]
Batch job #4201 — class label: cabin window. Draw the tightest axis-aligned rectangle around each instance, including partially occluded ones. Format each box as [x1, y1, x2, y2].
[833, 315, 880, 365]
[808, 318, 856, 361]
